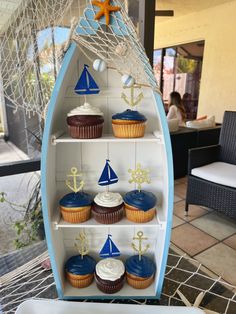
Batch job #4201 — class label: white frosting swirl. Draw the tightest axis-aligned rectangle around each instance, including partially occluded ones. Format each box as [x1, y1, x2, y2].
[94, 192, 123, 207]
[67, 102, 104, 117]
[96, 258, 125, 281]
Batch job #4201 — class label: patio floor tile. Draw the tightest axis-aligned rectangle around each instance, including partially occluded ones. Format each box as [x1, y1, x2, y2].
[195, 243, 236, 285]
[171, 223, 218, 256]
[191, 213, 236, 240]
[174, 195, 182, 203]
[223, 234, 236, 250]
[174, 200, 208, 221]
[172, 215, 185, 228]
[174, 183, 187, 199]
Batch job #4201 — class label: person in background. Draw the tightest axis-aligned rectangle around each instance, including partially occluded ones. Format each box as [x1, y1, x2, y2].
[167, 91, 186, 126]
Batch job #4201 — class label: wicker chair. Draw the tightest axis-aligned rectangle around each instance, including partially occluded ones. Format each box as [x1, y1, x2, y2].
[185, 111, 236, 219]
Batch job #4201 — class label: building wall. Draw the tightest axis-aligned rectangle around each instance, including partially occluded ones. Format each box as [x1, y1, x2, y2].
[154, 1, 236, 122]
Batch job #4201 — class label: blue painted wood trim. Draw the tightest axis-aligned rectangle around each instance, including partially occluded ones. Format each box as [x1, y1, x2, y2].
[153, 91, 174, 298]
[41, 42, 77, 299]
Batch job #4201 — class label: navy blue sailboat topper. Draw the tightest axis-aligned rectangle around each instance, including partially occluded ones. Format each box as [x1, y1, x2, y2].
[98, 159, 118, 186]
[74, 64, 100, 95]
[99, 234, 120, 258]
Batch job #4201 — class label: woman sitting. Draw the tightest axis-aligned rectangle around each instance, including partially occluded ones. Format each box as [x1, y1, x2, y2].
[167, 91, 186, 126]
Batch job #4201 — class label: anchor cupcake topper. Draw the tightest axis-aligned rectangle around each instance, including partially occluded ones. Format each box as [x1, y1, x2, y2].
[132, 231, 150, 261]
[66, 167, 84, 193]
[128, 163, 151, 192]
[121, 85, 144, 109]
[74, 231, 89, 259]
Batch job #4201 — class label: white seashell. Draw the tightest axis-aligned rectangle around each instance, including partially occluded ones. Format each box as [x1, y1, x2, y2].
[115, 42, 128, 56]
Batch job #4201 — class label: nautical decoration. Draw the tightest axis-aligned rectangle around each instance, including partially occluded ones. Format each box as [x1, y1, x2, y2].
[66, 167, 84, 193]
[92, 0, 121, 26]
[121, 74, 135, 88]
[93, 59, 107, 72]
[128, 163, 151, 192]
[132, 231, 150, 261]
[121, 85, 144, 108]
[115, 41, 128, 56]
[98, 159, 118, 186]
[74, 64, 100, 95]
[99, 234, 121, 258]
[74, 231, 89, 259]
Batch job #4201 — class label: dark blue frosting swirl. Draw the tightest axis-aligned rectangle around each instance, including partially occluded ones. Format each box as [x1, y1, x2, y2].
[125, 255, 156, 278]
[65, 255, 96, 275]
[59, 192, 93, 207]
[112, 109, 147, 121]
[124, 190, 157, 211]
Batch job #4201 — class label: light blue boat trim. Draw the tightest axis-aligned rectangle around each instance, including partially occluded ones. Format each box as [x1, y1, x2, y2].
[41, 42, 78, 300]
[153, 91, 174, 298]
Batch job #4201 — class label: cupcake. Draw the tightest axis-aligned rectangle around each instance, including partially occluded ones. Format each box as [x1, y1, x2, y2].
[95, 258, 125, 293]
[126, 255, 156, 289]
[124, 190, 157, 223]
[65, 255, 96, 288]
[112, 109, 147, 138]
[60, 192, 93, 223]
[67, 102, 104, 139]
[92, 192, 124, 224]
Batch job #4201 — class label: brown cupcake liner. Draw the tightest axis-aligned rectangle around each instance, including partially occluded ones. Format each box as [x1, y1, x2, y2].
[66, 271, 94, 288]
[95, 275, 125, 294]
[125, 203, 156, 223]
[92, 206, 124, 224]
[60, 205, 91, 223]
[112, 122, 146, 138]
[126, 272, 154, 289]
[68, 123, 103, 139]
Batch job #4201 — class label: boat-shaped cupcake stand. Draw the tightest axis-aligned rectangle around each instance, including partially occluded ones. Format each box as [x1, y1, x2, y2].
[41, 1, 173, 300]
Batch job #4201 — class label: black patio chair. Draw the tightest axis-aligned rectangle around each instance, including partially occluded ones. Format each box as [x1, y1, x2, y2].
[185, 111, 236, 219]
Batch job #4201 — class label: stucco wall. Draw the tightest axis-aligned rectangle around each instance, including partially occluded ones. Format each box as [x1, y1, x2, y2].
[154, 1, 236, 122]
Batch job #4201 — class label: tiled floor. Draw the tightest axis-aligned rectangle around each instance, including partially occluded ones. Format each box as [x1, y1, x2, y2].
[172, 177, 236, 286]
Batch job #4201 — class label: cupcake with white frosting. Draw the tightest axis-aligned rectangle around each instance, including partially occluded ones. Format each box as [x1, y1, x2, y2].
[67, 102, 104, 138]
[92, 192, 124, 224]
[95, 258, 125, 293]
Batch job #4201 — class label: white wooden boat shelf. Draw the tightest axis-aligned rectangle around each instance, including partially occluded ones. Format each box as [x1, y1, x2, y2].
[52, 132, 163, 144]
[41, 40, 173, 300]
[53, 215, 166, 230]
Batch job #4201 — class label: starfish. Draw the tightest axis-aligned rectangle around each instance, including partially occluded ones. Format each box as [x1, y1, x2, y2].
[92, 0, 121, 26]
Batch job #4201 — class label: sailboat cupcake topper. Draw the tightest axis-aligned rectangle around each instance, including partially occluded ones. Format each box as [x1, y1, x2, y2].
[74, 64, 100, 95]
[98, 159, 119, 188]
[99, 234, 120, 258]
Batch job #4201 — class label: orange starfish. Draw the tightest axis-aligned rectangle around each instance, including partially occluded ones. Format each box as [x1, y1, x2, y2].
[92, 0, 121, 26]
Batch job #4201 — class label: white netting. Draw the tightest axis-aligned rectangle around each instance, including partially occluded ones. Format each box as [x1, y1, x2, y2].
[0, 246, 235, 314]
[72, 0, 158, 90]
[0, 0, 159, 120]
[0, 0, 76, 119]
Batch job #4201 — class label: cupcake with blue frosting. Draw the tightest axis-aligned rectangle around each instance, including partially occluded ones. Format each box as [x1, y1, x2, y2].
[59, 167, 93, 223]
[65, 254, 96, 288]
[125, 255, 156, 289]
[112, 109, 147, 138]
[124, 164, 157, 223]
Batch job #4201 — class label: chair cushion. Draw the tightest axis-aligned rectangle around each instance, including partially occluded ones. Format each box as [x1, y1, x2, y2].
[191, 162, 236, 188]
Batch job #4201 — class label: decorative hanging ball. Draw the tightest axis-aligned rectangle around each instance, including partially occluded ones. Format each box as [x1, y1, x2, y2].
[121, 74, 135, 88]
[115, 42, 128, 56]
[93, 59, 107, 72]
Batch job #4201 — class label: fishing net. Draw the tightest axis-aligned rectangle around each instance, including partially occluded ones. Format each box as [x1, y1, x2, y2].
[0, 0, 78, 119]
[72, 0, 158, 90]
[0, 0, 158, 120]
[0, 244, 236, 314]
